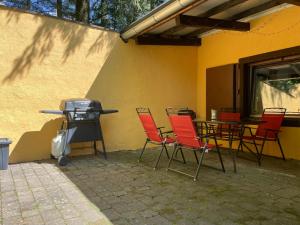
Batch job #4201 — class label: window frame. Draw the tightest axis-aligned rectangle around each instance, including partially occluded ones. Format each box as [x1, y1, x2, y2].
[239, 46, 300, 127]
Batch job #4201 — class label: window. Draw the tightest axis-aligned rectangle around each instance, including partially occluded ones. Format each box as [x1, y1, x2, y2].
[239, 47, 300, 126]
[251, 60, 300, 118]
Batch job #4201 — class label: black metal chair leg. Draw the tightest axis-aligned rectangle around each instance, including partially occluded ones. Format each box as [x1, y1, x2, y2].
[252, 139, 261, 166]
[138, 139, 148, 162]
[258, 139, 266, 165]
[240, 142, 244, 152]
[237, 140, 242, 156]
[167, 144, 177, 171]
[213, 137, 225, 172]
[154, 144, 165, 170]
[193, 151, 199, 164]
[194, 149, 205, 181]
[216, 147, 225, 173]
[93, 141, 97, 155]
[229, 139, 237, 173]
[175, 148, 179, 158]
[237, 141, 241, 152]
[277, 138, 286, 161]
[179, 148, 186, 164]
[164, 144, 170, 159]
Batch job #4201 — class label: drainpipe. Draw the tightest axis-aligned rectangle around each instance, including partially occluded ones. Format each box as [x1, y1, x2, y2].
[120, 0, 200, 41]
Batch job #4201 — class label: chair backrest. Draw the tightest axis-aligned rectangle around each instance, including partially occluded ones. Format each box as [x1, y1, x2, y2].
[256, 108, 286, 139]
[167, 114, 202, 148]
[217, 112, 241, 135]
[136, 108, 163, 143]
[219, 112, 240, 122]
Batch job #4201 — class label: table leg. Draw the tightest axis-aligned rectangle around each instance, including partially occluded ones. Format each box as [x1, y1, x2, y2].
[229, 128, 237, 173]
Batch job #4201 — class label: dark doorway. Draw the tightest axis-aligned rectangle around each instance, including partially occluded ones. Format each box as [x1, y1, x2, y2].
[206, 64, 239, 119]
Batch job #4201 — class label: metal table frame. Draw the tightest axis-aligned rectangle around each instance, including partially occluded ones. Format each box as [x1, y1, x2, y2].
[194, 119, 265, 173]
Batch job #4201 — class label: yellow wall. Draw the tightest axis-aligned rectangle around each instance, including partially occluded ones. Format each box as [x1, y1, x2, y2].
[0, 7, 197, 163]
[3, 5, 300, 162]
[197, 6, 300, 160]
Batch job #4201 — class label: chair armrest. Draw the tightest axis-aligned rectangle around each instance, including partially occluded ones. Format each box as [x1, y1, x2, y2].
[265, 128, 281, 133]
[244, 126, 257, 130]
[263, 128, 281, 137]
[157, 126, 173, 135]
[161, 130, 173, 134]
[241, 126, 257, 138]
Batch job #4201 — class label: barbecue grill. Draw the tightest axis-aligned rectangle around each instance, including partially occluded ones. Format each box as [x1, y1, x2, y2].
[40, 99, 118, 165]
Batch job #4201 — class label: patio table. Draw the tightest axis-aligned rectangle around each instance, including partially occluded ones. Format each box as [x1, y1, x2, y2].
[194, 118, 265, 173]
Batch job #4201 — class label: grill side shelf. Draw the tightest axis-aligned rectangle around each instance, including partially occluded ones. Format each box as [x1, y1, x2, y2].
[39, 110, 64, 115]
[40, 109, 118, 115]
[100, 109, 118, 114]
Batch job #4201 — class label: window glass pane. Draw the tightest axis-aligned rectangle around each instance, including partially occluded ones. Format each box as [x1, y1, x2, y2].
[251, 61, 300, 116]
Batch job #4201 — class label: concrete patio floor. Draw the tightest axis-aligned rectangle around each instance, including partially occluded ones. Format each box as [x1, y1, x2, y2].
[1, 149, 300, 225]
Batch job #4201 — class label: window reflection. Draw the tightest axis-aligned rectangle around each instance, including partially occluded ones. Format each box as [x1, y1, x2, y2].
[251, 62, 300, 117]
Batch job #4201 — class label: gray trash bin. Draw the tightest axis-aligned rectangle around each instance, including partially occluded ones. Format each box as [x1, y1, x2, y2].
[0, 138, 12, 170]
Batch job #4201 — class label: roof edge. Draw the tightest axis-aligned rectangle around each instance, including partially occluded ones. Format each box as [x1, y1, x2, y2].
[121, 0, 176, 34]
[120, 0, 201, 40]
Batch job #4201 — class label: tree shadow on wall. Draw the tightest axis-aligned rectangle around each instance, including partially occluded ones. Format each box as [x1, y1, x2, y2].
[2, 9, 116, 83]
[9, 118, 63, 163]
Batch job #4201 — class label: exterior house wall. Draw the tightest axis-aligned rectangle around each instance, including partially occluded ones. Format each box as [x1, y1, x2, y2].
[197, 6, 300, 160]
[0, 7, 197, 163]
[3, 5, 300, 163]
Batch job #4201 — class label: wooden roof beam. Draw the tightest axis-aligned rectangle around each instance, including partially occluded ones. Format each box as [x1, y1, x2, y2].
[136, 35, 201, 46]
[280, 0, 300, 6]
[178, 15, 250, 31]
[162, 0, 248, 35]
[186, 0, 283, 37]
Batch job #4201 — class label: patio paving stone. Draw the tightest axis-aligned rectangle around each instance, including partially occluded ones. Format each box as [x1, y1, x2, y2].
[1, 149, 300, 224]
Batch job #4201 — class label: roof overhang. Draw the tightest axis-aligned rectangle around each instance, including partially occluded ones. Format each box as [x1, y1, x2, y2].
[120, 0, 298, 46]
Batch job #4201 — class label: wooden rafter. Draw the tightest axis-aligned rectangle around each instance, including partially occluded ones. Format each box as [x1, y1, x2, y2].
[136, 35, 201, 46]
[229, 0, 283, 20]
[185, 0, 283, 37]
[178, 15, 250, 31]
[280, 0, 300, 6]
[162, 0, 248, 35]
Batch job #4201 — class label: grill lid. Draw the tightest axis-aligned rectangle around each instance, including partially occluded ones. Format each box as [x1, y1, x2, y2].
[59, 99, 102, 111]
[40, 98, 118, 117]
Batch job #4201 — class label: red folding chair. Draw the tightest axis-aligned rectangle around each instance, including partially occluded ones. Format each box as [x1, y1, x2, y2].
[217, 112, 241, 137]
[166, 108, 225, 181]
[136, 108, 175, 169]
[240, 108, 286, 165]
[219, 112, 241, 122]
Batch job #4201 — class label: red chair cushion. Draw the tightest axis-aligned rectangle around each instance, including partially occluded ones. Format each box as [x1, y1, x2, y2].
[219, 112, 240, 122]
[138, 114, 163, 143]
[168, 115, 215, 150]
[255, 113, 284, 139]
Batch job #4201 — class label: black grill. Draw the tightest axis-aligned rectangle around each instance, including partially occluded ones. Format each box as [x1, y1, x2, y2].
[40, 98, 118, 164]
[60, 99, 102, 121]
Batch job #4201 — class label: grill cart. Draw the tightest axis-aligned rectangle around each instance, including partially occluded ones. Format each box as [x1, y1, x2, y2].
[40, 99, 118, 166]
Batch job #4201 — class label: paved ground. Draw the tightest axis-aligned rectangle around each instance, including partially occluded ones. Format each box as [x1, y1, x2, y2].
[1, 148, 300, 225]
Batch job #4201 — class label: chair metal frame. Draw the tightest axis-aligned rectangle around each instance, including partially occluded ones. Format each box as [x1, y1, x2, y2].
[166, 108, 225, 181]
[136, 108, 184, 169]
[206, 111, 243, 173]
[239, 108, 286, 165]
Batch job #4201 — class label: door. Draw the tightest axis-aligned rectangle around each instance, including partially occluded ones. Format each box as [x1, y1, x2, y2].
[206, 64, 239, 119]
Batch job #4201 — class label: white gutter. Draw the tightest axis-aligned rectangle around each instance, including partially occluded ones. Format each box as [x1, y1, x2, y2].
[121, 0, 200, 41]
